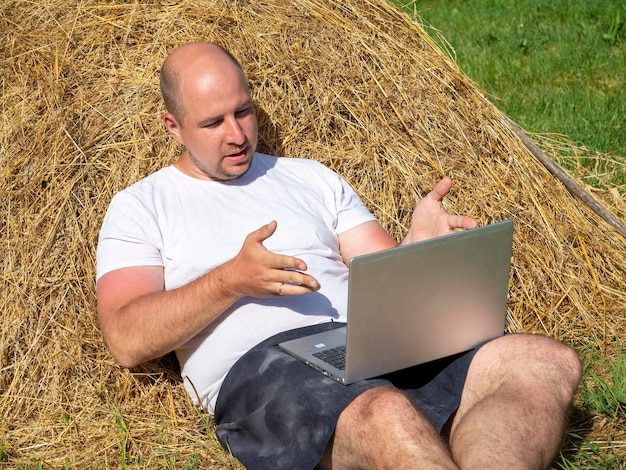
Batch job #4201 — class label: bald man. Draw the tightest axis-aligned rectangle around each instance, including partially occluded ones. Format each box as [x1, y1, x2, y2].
[96, 42, 581, 469]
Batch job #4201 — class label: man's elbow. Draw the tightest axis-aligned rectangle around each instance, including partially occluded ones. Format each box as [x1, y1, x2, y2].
[97, 308, 146, 368]
[103, 336, 145, 369]
[98, 320, 149, 368]
[113, 351, 144, 370]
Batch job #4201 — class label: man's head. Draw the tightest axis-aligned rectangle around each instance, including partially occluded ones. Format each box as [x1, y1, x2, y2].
[160, 42, 258, 181]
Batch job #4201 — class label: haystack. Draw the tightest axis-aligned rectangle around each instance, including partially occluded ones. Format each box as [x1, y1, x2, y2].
[1, 0, 624, 466]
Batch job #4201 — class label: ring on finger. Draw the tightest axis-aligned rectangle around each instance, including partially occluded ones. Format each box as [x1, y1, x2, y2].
[278, 282, 285, 296]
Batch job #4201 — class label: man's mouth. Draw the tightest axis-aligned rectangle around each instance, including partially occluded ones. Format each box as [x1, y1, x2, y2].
[224, 148, 249, 162]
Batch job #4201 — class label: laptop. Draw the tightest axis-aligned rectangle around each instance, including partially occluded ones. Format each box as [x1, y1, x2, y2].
[278, 220, 513, 384]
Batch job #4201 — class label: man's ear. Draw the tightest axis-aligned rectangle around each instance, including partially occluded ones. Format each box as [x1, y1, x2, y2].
[163, 112, 184, 145]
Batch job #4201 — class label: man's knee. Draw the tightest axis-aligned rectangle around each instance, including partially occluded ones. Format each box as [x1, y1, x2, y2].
[339, 385, 439, 437]
[468, 334, 582, 400]
[324, 386, 455, 468]
[553, 339, 583, 389]
[509, 334, 581, 389]
[344, 386, 415, 422]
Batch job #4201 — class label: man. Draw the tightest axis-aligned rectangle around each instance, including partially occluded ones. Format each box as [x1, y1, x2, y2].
[96, 41, 581, 469]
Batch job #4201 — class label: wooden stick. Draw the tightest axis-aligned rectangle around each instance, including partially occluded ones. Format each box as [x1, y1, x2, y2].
[506, 117, 626, 239]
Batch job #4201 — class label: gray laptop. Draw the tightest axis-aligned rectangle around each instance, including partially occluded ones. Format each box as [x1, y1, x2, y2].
[279, 220, 513, 384]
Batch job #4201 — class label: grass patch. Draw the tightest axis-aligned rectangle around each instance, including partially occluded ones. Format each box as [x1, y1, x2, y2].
[581, 339, 626, 422]
[552, 339, 626, 469]
[394, 0, 626, 185]
[555, 437, 625, 470]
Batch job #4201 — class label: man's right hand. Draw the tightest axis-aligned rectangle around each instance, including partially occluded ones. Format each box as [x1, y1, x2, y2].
[227, 220, 321, 298]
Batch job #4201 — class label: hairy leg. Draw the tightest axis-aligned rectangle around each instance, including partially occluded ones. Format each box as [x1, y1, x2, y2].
[448, 334, 581, 469]
[317, 386, 459, 470]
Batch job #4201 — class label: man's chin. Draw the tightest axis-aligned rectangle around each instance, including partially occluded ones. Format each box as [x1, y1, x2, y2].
[223, 167, 250, 180]
[220, 158, 253, 180]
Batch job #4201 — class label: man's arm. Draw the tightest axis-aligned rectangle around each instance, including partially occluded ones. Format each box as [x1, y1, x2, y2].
[337, 221, 398, 263]
[97, 221, 320, 368]
[338, 178, 477, 264]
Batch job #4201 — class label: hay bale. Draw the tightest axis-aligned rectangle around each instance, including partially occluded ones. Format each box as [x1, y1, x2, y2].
[1, 0, 624, 466]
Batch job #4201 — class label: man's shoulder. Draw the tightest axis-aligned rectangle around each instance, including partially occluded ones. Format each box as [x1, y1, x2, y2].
[261, 153, 333, 177]
[108, 166, 178, 212]
[268, 153, 324, 167]
[255, 154, 348, 197]
[117, 166, 176, 195]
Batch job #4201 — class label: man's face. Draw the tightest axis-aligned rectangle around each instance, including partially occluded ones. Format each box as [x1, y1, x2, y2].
[166, 63, 258, 181]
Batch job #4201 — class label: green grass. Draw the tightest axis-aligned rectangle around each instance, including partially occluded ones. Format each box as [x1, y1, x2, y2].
[394, 0, 626, 187]
[582, 339, 626, 421]
[553, 340, 626, 469]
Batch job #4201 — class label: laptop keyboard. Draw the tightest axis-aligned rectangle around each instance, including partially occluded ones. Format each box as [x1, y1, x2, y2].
[312, 345, 346, 370]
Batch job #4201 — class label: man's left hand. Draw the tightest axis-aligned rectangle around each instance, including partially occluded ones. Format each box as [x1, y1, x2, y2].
[403, 177, 478, 244]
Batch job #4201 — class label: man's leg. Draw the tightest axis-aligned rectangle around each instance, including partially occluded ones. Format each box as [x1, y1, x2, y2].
[317, 334, 580, 469]
[448, 334, 582, 469]
[317, 386, 458, 470]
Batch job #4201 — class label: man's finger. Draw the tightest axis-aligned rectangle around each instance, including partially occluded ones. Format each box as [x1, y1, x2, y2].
[428, 177, 453, 202]
[274, 280, 320, 297]
[246, 220, 278, 244]
[447, 214, 479, 230]
[281, 267, 320, 290]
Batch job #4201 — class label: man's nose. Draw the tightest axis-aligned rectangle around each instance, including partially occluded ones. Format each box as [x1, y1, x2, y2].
[225, 117, 246, 145]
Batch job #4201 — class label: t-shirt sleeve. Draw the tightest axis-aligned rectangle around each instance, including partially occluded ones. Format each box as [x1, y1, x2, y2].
[95, 191, 164, 282]
[318, 163, 376, 234]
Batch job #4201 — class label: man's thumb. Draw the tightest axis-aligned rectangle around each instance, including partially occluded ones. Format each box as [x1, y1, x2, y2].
[248, 220, 277, 244]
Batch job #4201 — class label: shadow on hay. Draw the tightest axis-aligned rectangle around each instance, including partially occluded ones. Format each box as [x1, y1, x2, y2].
[256, 106, 288, 158]
[129, 352, 182, 385]
[551, 405, 600, 468]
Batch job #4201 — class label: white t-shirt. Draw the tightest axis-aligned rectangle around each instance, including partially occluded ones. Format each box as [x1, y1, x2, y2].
[97, 153, 376, 412]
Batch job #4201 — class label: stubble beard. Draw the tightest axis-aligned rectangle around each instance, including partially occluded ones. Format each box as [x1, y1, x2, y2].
[187, 148, 254, 181]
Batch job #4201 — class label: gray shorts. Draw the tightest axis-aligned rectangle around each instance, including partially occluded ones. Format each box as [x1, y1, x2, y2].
[214, 321, 480, 470]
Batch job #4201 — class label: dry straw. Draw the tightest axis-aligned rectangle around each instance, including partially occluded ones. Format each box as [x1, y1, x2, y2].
[1, 0, 624, 466]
